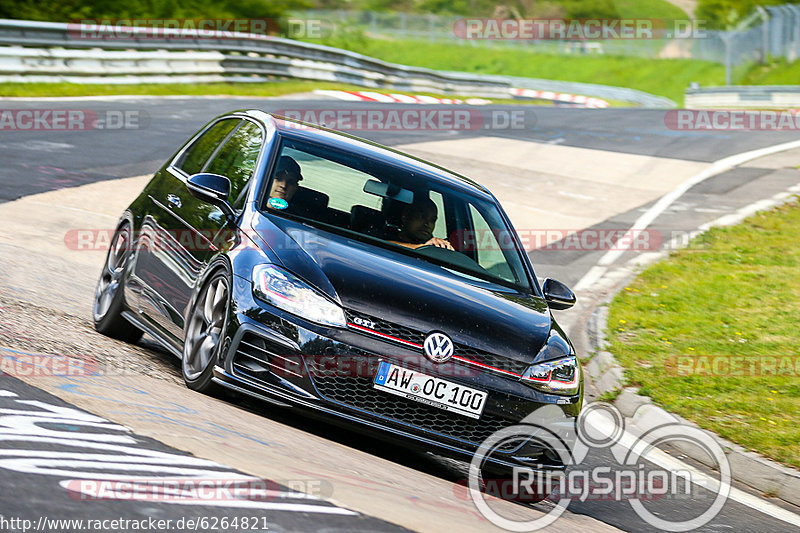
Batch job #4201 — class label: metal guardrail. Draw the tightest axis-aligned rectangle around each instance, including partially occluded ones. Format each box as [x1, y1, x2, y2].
[685, 85, 800, 108]
[0, 18, 675, 107]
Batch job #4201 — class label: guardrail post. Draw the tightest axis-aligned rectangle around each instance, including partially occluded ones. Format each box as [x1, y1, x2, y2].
[789, 4, 800, 61]
[772, 5, 789, 57]
[722, 32, 733, 85]
[782, 5, 793, 57]
[757, 6, 769, 62]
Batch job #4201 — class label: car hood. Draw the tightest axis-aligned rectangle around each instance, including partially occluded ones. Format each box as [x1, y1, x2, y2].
[249, 215, 556, 366]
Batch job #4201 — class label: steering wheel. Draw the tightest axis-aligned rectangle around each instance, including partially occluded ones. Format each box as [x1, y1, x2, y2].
[414, 244, 490, 274]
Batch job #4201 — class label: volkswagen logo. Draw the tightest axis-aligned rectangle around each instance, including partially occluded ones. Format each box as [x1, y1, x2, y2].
[423, 332, 454, 363]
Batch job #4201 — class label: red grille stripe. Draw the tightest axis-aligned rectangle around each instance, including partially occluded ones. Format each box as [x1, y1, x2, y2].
[347, 323, 424, 349]
[451, 355, 522, 378]
[347, 322, 525, 378]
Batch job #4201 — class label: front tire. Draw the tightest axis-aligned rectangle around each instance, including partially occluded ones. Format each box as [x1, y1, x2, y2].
[93, 222, 143, 343]
[182, 270, 230, 393]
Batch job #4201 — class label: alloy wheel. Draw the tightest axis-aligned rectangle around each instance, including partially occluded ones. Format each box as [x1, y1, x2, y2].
[93, 226, 130, 321]
[183, 275, 229, 381]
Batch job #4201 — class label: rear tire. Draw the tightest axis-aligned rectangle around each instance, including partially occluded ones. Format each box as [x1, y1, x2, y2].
[93, 222, 143, 343]
[182, 270, 230, 394]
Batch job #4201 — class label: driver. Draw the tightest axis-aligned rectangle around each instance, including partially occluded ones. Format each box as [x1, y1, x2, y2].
[268, 156, 303, 202]
[390, 197, 454, 250]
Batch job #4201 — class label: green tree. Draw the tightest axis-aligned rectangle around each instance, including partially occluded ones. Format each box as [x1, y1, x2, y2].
[696, 0, 800, 29]
[0, 0, 310, 23]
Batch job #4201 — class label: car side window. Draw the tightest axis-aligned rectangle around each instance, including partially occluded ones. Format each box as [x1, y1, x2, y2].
[175, 119, 240, 176]
[468, 204, 515, 283]
[429, 190, 447, 239]
[204, 121, 264, 205]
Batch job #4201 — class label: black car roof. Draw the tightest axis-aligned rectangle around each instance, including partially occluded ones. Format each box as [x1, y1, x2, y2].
[237, 109, 492, 198]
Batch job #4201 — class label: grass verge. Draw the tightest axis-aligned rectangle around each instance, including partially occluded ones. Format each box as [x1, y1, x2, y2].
[739, 58, 800, 85]
[606, 199, 800, 469]
[0, 81, 367, 98]
[306, 38, 725, 105]
[613, 0, 688, 19]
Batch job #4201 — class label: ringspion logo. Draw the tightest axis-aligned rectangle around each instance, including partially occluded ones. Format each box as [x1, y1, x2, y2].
[468, 403, 730, 531]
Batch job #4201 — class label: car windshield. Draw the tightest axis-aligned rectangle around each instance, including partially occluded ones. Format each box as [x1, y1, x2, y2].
[261, 137, 531, 292]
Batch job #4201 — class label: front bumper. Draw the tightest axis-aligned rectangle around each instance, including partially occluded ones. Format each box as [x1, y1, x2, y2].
[213, 283, 581, 471]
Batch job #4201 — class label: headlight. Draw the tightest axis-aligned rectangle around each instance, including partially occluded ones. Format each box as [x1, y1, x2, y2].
[252, 264, 346, 328]
[520, 355, 581, 396]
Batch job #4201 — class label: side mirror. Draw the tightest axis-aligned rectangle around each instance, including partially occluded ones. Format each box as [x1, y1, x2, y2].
[186, 173, 235, 223]
[542, 278, 576, 310]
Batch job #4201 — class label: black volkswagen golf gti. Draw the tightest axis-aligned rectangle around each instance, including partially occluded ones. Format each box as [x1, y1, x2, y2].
[94, 110, 582, 475]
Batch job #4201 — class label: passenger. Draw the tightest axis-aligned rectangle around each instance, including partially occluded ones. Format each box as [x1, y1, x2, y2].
[268, 156, 303, 202]
[390, 197, 454, 250]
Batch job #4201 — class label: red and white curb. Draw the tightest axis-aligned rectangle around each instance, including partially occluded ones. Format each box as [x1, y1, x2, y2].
[313, 88, 609, 108]
[313, 90, 491, 105]
[510, 88, 610, 108]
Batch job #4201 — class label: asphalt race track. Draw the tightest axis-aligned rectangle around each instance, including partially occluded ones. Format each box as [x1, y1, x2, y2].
[0, 379, 408, 533]
[1, 95, 800, 533]
[2, 96, 799, 202]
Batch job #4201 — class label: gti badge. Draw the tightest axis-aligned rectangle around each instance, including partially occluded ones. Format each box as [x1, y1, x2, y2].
[424, 332, 454, 363]
[352, 316, 376, 330]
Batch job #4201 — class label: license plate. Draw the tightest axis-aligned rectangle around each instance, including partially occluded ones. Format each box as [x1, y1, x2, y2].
[373, 361, 487, 419]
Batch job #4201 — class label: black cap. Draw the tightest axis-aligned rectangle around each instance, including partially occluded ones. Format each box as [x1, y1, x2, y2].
[276, 156, 302, 180]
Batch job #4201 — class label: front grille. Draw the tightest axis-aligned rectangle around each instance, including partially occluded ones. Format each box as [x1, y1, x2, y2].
[455, 345, 529, 376]
[345, 310, 425, 346]
[346, 310, 530, 376]
[305, 357, 517, 447]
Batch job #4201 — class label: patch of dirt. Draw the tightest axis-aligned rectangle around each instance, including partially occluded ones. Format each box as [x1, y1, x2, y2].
[0, 293, 182, 385]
